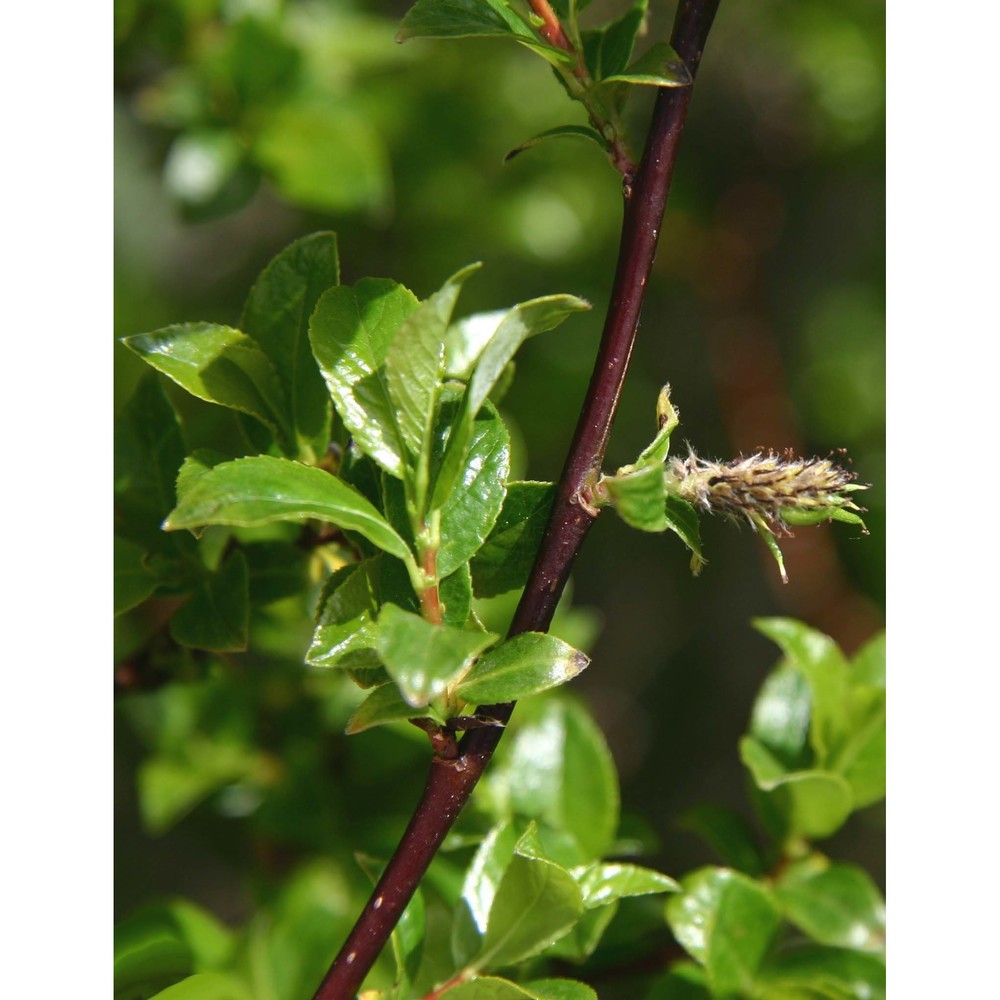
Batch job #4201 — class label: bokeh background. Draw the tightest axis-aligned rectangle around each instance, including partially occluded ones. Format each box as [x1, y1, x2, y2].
[115, 0, 884, 985]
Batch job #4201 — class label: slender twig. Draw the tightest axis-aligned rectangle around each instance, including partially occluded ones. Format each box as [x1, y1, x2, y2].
[311, 3, 721, 996]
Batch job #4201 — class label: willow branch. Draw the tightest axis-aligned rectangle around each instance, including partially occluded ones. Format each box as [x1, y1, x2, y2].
[312, 3, 721, 995]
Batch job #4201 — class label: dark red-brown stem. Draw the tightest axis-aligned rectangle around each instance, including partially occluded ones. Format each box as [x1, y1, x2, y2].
[312, 3, 721, 995]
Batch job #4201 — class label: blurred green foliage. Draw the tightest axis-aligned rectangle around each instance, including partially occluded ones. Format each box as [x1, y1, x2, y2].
[115, 0, 884, 996]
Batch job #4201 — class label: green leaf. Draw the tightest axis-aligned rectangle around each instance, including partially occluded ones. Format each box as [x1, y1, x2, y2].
[441, 562, 474, 626]
[604, 464, 668, 532]
[148, 973, 251, 1000]
[774, 857, 885, 952]
[309, 278, 420, 478]
[598, 43, 692, 89]
[829, 685, 885, 809]
[165, 455, 414, 566]
[541, 902, 617, 961]
[374, 603, 498, 707]
[254, 100, 390, 214]
[170, 551, 249, 651]
[476, 854, 584, 970]
[644, 962, 713, 1000]
[740, 737, 854, 841]
[122, 323, 289, 447]
[115, 910, 193, 1000]
[663, 494, 704, 574]
[244, 541, 312, 606]
[754, 618, 851, 761]
[386, 263, 480, 464]
[431, 295, 589, 508]
[484, 698, 619, 862]
[114, 373, 189, 554]
[851, 632, 885, 688]
[571, 862, 679, 908]
[307, 560, 381, 670]
[240, 232, 340, 459]
[460, 819, 520, 934]
[749, 665, 814, 771]
[634, 385, 681, 468]
[505, 125, 608, 162]
[582, 0, 647, 80]
[758, 945, 885, 1000]
[163, 130, 255, 220]
[115, 536, 158, 615]
[346, 682, 425, 734]
[470, 482, 555, 597]
[457, 633, 589, 705]
[677, 805, 766, 876]
[438, 978, 535, 1000]
[665, 867, 781, 997]
[434, 397, 512, 576]
[523, 980, 598, 1000]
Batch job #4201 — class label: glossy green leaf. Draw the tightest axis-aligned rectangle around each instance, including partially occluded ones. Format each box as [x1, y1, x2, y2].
[598, 43, 692, 89]
[470, 482, 555, 597]
[524, 980, 598, 1000]
[170, 551, 249, 651]
[438, 978, 535, 1000]
[122, 323, 289, 447]
[114, 373, 190, 554]
[678, 804, 765, 876]
[541, 902, 617, 961]
[441, 562, 474, 627]
[582, 0, 647, 80]
[307, 560, 381, 669]
[477, 854, 584, 969]
[461, 819, 520, 935]
[758, 945, 885, 1000]
[255, 100, 390, 214]
[604, 464, 668, 532]
[309, 278, 420, 477]
[166, 456, 413, 566]
[374, 603, 498, 707]
[485, 698, 619, 862]
[240, 232, 340, 458]
[572, 862, 678, 908]
[148, 973, 251, 1000]
[505, 125, 607, 162]
[398, 0, 575, 67]
[435, 398, 511, 576]
[740, 737, 854, 840]
[431, 295, 589, 508]
[774, 856, 885, 952]
[115, 536, 158, 615]
[754, 618, 851, 761]
[829, 684, 886, 809]
[386, 263, 479, 462]
[749, 665, 814, 771]
[666, 867, 780, 997]
[346, 682, 425, 734]
[115, 910, 193, 1000]
[663, 494, 704, 574]
[457, 633, 589, 705]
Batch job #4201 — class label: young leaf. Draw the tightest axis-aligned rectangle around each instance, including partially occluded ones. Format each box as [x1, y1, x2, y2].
[170, 551, 249, 652]
[666, 867, 781, 998]
[386, 263, 480, 464]
[505, 125, 608, 162]
[470, 482, 555, 597]
[456, 633, 589, 705]
[431, 295, 589, 509]
[582, 0, 648, 81]
[122, 323, 290, 447]
[571, 862, 679, 908]
[460, 819, 520, 935]
[603, 464, 668, 532]
[476, 854, 584, 970]
[374, 603, 498, 707]
[663, 494, 704, 574]
[307, 561, 381, 670]
[346, 682, 425, 734]
[598, 43, 692, 89]
[240, 232, 340, 459]
[773, 856, 885, 952]
[434, 397, 511, 576]
[309, 278, 419, 478]
[740, 737, 854, 840]
[165, 455, 414, 567]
